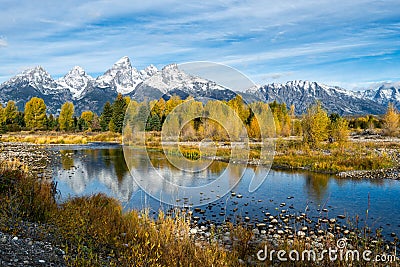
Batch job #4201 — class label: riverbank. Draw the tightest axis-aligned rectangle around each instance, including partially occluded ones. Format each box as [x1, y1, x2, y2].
[1, 130, 399, 175]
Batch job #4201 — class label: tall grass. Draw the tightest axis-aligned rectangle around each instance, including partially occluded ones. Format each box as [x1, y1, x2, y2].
[0, 131, 121, 144]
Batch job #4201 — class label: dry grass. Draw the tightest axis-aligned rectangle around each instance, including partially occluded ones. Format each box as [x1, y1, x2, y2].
[0, 131, 121, 144]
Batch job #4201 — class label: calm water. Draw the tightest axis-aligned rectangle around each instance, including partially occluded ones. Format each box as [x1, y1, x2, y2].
[50, 143, 400, 238]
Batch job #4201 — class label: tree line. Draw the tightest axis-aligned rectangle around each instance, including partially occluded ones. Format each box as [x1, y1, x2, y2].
[0, 93, 130, 133]
[0, 94, 399, 144]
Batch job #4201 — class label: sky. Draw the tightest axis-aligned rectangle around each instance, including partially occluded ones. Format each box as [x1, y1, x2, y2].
[0, 0, 399, 90]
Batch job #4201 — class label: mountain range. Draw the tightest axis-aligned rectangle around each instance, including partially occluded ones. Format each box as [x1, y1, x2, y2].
[0, 56, 399, 116]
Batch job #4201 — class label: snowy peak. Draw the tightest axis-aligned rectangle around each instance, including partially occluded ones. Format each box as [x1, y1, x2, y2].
[1, 66, 57, 94]
[95, 56, 151, 94]
[362, 82, 400, 104]
[56, 66, 94, 99]
[141, 64, 158, 78]
[140, 63, 212, 94]
[251, 80, 385, 115]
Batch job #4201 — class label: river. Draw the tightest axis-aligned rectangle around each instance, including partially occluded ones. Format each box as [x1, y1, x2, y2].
[50, 142, 400, 238]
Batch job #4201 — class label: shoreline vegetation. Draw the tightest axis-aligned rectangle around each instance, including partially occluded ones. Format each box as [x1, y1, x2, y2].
[1, 130, 399, 177]
[0, 152, 399, 266]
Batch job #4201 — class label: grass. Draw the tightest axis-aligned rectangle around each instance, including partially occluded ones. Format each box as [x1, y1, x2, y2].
[272, 139, 396, 173]
[0, 131, 121, 144]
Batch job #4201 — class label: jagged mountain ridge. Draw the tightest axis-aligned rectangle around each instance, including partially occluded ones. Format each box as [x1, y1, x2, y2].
[248, 80, 389, 115]
[0, 57, 398, 115]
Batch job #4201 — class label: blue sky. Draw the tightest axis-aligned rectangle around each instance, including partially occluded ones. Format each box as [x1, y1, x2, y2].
[0, 0, 399, 90]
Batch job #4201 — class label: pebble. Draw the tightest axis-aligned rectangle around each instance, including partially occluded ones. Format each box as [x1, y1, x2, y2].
[297, 231, 306, 237]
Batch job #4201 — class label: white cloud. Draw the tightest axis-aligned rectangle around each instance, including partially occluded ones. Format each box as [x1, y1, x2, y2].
[0, 37, 7, 47]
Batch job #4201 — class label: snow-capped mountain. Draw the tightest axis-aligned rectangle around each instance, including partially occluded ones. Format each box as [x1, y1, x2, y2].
[249, 80, 386, 115]
[0, 57, 159, 114]
[132, 63, 234, 102]
[0, 66, 71, 114]
[56, 66, 94, 99]
[0, 57, 398, 116]
[1, 66, 59, 95]
[361, 82, 400, 109]
[96, 56, 158, 94]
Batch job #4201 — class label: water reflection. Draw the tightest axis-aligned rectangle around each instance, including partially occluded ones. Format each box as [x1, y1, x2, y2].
[60, 150, 74, 170]
[51, 144, 400, 236]
[304, 173, 329, 203]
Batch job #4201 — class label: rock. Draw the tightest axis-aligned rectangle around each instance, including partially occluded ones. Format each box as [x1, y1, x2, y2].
[223, 236, 231, 242]
[252, 229, 260, 235]
[12, 236, 18, 241]
[273, 234, 281, 239]
[337, 214, 346, 219]
[297, 231, 306, 237]
[271, 219, 278, 224]
[190, 228, 198, 235]
[256, 223, 266, 229]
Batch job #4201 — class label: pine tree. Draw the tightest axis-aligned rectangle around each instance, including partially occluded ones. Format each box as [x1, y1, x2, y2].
[100, 101, 113, 131]
[146, 114, 161, 131]
[0, 104, 5, 133]
[109, 93, 128, 133]
[383, 103, 399, 136]
[47, 114, 56, 130]
[59, 102, 74, 131]
[24, 97, 47, 130]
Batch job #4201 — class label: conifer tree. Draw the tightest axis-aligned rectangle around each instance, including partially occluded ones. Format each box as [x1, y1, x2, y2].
[100, 101, 113, 131]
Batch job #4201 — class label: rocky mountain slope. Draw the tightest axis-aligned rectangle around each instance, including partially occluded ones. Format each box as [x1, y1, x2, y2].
[0, 57, 398, 115]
